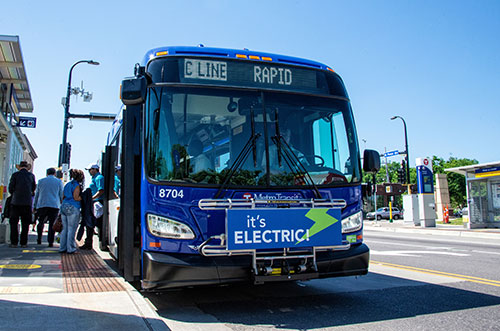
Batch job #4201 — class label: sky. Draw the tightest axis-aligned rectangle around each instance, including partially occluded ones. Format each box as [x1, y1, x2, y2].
[2, 0, 500, 183]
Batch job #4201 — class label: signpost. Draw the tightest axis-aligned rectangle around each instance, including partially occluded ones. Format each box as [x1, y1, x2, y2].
[383, 150, 399, 158]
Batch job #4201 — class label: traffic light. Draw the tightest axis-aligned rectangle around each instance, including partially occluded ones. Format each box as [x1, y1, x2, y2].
[397, 168, 405, 183]
[65, 143, 72, 167]
[59, 142, 72, 167]
[398, 161, 407, 184]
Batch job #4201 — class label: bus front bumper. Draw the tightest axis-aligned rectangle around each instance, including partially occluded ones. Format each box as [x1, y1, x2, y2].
[142, 243, 369, 290]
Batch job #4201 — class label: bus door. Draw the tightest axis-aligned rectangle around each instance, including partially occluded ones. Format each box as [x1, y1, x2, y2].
[102, 144, 119, 256]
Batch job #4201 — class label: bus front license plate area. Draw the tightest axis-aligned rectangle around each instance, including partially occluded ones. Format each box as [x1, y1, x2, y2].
[226, 208, 342, 251]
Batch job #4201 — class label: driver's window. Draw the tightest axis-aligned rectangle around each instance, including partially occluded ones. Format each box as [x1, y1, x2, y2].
[312, 118, 335, 169]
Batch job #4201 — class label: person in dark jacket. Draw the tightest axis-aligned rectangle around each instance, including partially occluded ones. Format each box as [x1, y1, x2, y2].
[77, 188, 95, 241]
[8, 160, 36, 247]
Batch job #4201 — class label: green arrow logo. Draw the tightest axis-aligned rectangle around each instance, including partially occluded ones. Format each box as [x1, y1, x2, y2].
[297, 209, 339, 244]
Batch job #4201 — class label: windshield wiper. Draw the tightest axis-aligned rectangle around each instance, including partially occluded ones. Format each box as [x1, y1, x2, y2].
[271, 134, 323, 199]
[273, 110, 322, 199]
[214, 107, 260, 199]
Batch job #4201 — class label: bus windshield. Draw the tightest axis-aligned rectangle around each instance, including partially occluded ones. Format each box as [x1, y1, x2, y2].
[145, 86, 360, 186]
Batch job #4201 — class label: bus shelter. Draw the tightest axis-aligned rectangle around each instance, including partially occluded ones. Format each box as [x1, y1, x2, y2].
[446, 161, 500, 229]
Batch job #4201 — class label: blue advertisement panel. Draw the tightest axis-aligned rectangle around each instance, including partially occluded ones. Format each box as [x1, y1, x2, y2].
[417, 165, 434, 194]
[226, 208, 342, 250]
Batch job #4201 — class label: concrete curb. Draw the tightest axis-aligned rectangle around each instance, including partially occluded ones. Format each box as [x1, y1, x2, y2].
[364, 224, 500, 240]
[92, 245, 170, 331]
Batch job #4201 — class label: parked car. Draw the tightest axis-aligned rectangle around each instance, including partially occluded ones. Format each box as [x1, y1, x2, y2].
[366, 207, 403, 220]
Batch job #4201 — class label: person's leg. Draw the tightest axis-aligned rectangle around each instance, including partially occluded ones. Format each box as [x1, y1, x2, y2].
[19, 206, 32, 246]
[36, 207, 48, 244]
[66, 210, 80, 253]
[59, 212, 69, 252]
[96, 215, 103, 240]
[81, 226, 94, 249]
[46, 208, 59, 246]
[9, 206, 20, 246]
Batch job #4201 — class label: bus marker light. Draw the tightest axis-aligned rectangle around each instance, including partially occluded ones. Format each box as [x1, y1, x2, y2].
[261, 56, 272, 61]
[236, 54, 247, 59]
[249, 55, 260, 60]
[327, 67, 335, 73]
[156, 51, 168, 56]
[149, 242, 161, 248]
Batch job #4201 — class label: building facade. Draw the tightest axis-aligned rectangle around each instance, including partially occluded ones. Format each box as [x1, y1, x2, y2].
[0, 35, 37, 204]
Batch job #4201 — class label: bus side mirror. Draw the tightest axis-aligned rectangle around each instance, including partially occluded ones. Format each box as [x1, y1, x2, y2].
[363, 149, 381, 173]
[121, 76, 147, 105]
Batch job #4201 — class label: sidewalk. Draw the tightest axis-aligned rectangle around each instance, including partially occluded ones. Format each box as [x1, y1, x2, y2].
[0, 227, 169, 331]
[364, 219, 500, 240]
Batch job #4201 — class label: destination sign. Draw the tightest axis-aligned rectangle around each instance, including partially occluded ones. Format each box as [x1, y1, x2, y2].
[184, 59, 227, 81]
[181, 58, 319, 93]
[147, 57, 341, 95]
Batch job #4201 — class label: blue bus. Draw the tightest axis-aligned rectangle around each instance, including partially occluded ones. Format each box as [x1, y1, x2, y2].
[101, 46, 380, 290]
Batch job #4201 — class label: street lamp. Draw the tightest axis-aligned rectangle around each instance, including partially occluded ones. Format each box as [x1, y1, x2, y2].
[390, 115, 410, 192]
[58, 60, 100, 168]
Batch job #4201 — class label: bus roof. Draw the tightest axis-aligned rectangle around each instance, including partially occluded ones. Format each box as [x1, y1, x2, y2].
[143, 45, 334, 72]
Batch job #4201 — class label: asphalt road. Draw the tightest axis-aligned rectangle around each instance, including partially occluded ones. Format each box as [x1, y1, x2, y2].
[143, 230, 500, 330]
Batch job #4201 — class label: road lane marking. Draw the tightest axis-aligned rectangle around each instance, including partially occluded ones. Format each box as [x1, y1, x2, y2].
[371, 260, 500, 287]
[367, 239, 452, 250]
[368, 240, 500, 255]
[472, 250, 500, 256]
[370, 250, 469, 257]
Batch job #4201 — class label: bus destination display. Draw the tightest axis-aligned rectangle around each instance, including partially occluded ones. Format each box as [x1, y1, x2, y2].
[181, 58, 327, 94]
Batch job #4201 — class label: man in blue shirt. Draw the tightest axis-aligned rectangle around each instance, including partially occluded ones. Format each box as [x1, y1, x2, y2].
[114, 165, 121, 198]
[33, 167, 64, 247]
[80, 163, 104, 250]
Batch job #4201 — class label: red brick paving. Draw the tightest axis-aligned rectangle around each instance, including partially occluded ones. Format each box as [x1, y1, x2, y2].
[61, 250, 125, 293]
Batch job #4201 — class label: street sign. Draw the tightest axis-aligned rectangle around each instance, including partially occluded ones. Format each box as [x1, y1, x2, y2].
[16, 117, 37, 128]
[384, 150, 399, 157]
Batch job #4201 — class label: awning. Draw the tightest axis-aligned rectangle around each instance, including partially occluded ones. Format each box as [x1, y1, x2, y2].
[0, 35, 33, 113]
[446, 161, 500, 177]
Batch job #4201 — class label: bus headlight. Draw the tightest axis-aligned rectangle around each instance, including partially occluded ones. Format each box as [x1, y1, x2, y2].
[147, 214, 195, 239]
[342, 211, 362, 233]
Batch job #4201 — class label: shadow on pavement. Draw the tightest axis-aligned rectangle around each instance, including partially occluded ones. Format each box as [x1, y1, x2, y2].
[0, 298, 169, 331]
[146, 273, 500, 329]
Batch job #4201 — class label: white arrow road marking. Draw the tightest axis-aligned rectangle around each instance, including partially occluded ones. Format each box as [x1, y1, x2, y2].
[370, 250, 470, 257]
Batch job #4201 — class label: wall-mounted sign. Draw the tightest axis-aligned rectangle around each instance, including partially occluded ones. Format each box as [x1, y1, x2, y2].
[16, 117, 37, 128]
[475, 167, 500, 178]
